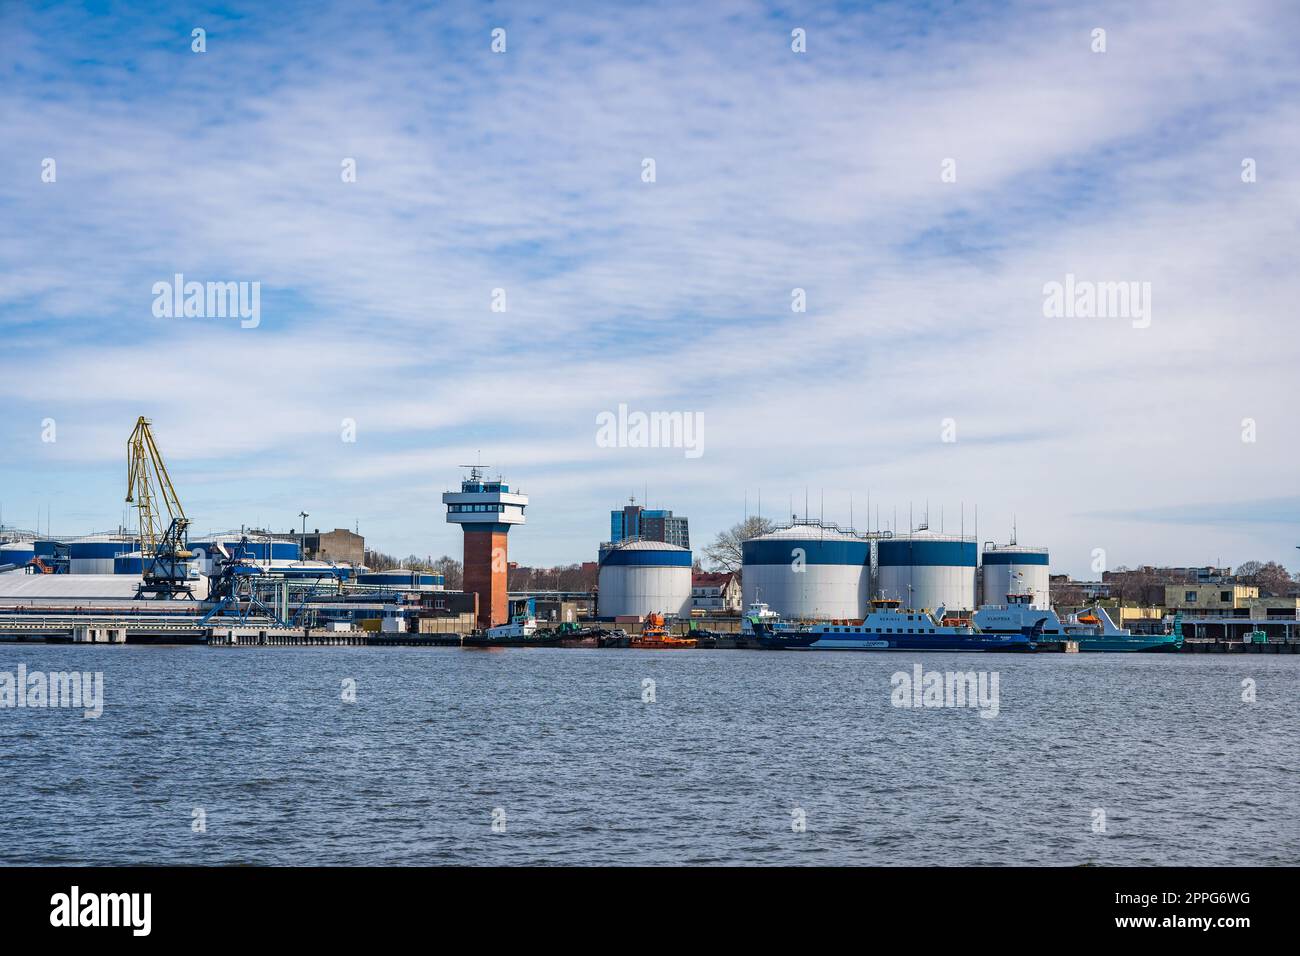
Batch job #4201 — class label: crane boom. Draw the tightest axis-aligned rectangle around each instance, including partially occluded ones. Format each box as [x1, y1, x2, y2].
[126, 417, 193, 598]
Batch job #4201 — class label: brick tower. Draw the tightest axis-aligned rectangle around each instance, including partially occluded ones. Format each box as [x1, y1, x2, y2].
[443, 466, 528, 628]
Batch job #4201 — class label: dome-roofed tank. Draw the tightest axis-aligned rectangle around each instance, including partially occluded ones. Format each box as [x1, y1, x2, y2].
[876, 530, 977, 612]
[981, 543, 1050, 609]
[741, 521, 868, 620]
[598, 540, 692, 619]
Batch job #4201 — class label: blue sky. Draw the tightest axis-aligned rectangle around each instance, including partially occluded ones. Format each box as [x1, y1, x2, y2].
[1, 0, 1298, 576]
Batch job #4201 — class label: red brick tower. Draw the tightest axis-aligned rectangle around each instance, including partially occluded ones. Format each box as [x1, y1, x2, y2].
[443, 466, 528, 629]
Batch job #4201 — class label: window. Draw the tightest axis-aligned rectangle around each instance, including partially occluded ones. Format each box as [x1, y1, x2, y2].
[1185, 591, 1197, 602]
[1221, 591, 1232, 603]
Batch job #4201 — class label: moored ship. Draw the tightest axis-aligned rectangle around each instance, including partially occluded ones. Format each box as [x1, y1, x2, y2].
[972, 592, 1184, 652]
[462, 614, 563, 647]
[754, 597, 1036, 651]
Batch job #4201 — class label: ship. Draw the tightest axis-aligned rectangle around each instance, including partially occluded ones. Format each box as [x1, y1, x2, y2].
[754, 597, 1036, 651]
[739, 599, 801, 637]
[972, 592, 1184, 652]
[630, 612, 697, 649]
[462, 614, 563, 648]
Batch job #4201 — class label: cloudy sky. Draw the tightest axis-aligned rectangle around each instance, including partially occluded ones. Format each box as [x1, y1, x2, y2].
[1, 0, 1297, 576]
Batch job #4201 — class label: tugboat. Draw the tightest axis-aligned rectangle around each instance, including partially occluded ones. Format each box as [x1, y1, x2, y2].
[751, 621, 822, 650]
[462, 612, 562, 648]
[769, 597, 1036, 651]
[629, 612, 697, 649]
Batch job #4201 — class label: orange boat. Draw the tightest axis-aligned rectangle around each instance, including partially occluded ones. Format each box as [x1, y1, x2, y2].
[630, 613, 697, 649]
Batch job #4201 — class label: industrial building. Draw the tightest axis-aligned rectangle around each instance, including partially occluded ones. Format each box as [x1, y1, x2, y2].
[302, 528, 365, 567]
[981, 543, 1050, 609]
[597, 540, 693, 619]
[876, 530, 977, 612]
[741, 521, 869, 620]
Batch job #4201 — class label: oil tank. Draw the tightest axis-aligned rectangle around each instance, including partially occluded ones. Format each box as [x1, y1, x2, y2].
[876, 531, 976, 611]
[981, 544, 1050, 608]
[741, 522, 868, 620]
[598, 540, 692, 619]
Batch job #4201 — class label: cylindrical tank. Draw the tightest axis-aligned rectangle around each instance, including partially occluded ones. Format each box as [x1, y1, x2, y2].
[741, 523, 868, 620]
[876, 531, 977, 611]
[68, 535, 138, 574]
[598, 540, 692, 619]
[981, 544, 1050, 608]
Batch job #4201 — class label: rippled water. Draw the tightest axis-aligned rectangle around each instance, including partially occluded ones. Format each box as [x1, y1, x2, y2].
[0, 644, 1295, 865]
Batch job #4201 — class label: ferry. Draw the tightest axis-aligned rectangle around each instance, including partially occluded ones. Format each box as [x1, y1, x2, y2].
[754, 597, 1037, 652]
[972, 592, 1184, 652]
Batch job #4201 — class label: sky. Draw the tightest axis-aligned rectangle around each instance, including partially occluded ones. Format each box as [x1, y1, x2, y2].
[1, 0, 1298, 577]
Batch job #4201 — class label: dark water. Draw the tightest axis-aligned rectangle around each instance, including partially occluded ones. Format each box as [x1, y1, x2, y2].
[1, 644, 1295, 866]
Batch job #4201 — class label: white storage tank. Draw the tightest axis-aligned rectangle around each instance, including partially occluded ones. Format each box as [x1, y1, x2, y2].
[598, 540, 692, 619]
[876, 531, 977, 612]
[981, 544, 1050, 609]
[741, 522, 868, 620]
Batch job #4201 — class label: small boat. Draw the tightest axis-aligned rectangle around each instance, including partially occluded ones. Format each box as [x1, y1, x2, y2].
[752, 622, 821, 650]
[598, 630, 631, 649]
[739, 598, 801, 638]
[462, 616, 563, 648]
[630, 613, 697, 649]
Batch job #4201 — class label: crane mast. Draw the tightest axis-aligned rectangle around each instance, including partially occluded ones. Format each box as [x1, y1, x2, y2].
[126, 416, 193, 599]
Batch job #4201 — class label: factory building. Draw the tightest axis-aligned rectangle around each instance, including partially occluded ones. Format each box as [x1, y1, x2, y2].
[355, 570, 444, 590]
[741, 522, 868, 620]
[877, 531, 977, 612]
[186, 536, 301, 576]
[302, 528, 365, 568]
[67, 534, 139, 574]
[0, 540, 35, 570]
[597, 540, 693, 619]
[981, 544, 1050, 609]
[444, 467, 528, 628]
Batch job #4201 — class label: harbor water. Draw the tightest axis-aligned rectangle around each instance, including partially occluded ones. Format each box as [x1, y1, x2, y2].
[1, 645, 1295, 866]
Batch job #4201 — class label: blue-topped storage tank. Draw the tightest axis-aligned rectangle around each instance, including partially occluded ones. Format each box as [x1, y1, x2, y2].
[598, 540, 692, 619]
[742, 522, 868, 620]
[877, 531, 977, 612]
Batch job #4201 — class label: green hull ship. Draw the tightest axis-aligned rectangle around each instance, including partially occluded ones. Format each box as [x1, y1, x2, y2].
[973, 595, 1185, 652]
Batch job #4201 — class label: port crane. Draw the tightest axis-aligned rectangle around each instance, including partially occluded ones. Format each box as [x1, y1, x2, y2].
[126, 416, 194, 599]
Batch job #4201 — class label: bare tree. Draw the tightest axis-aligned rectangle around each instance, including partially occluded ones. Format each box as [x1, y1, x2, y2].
[432, 555, 463, 590]
[703, 516, 774, 573]
[1236, 560, 1294, 597]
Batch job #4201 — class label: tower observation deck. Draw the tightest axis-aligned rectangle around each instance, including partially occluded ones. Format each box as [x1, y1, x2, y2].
[443, 466, 528, 628]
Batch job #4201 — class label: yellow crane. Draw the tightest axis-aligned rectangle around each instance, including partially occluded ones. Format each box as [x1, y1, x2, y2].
[126, 416, 193, 598]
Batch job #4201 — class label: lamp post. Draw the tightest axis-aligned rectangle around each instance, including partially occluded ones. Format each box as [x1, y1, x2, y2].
[299, 511, 309, 562]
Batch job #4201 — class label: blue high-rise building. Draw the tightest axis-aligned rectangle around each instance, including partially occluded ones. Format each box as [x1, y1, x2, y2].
[608, 499, 689, 550]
